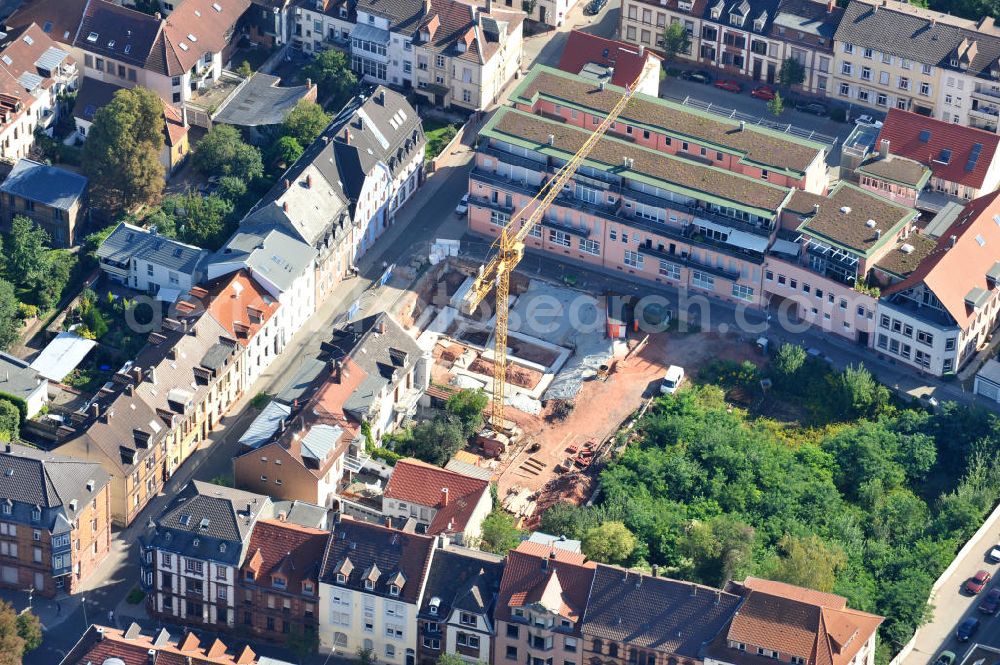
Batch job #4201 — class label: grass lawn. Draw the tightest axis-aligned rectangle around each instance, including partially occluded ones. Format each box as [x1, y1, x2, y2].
[424, 119, 461, 163]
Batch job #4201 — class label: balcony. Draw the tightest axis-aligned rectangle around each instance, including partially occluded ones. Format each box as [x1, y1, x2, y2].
[973, 84, 1000, 101]
[470, 168, 542, 199]
[970, 104, 1000, 119]
[637, 243, 742, 281]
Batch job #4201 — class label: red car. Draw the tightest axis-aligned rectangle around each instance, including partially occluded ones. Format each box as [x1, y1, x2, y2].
[751, 85, 777, 100]
[714, 79, 742, 93]
[966, 570, 992, 595]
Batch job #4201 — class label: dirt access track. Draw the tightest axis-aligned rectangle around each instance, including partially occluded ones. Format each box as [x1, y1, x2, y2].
[495, 331, 761, 505]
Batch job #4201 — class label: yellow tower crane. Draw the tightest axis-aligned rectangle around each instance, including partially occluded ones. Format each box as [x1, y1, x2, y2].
[462, 73, 642, 432]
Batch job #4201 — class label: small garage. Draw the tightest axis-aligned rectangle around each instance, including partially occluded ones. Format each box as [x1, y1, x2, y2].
[974, 358, 1000, 403]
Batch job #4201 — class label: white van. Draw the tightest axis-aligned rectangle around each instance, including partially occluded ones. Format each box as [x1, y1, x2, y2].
[660, 365, 685, 394]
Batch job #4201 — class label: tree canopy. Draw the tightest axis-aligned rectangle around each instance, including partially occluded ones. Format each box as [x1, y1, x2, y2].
[191, 124, 264, 182]
[303, 49, 358, 107]
[778, 58, 806, 88]
[281, 99, 331, 147]
[0, 280, 18, 351]
[661, 23, 692, 60]
[82, 86, 165, 213]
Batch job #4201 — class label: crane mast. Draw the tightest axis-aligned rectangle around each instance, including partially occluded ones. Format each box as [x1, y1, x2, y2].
[463, 74, 642, 431]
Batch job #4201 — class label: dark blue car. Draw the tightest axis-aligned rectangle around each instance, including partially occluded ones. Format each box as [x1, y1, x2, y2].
[956, 617, 980, 642]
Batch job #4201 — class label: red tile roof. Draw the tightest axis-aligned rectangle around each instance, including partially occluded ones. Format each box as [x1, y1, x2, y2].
[877, 108, 1000, 190]
[203, 270, 280, 346]
[496, 541, 595, 624]
[557, 30, 660, 90]
[162, 0, 251, 74]
[62, 625, 260, 665]
[710, 578, 883, 665]
[384, 458, 490, 535]
[0, 23, 74, 87]
[883, 189, 1000, 328]
[243, 518, 329, 592]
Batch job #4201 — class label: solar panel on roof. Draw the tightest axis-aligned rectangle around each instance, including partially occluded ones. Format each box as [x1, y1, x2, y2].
[938, 149, 952, 164]
[919, 130, 931, 142]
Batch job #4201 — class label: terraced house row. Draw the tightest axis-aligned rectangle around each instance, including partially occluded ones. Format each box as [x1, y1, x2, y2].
[470, 66, 1000, 378]
[618, 0, 1000, 135]
[136, 479, 883, 665]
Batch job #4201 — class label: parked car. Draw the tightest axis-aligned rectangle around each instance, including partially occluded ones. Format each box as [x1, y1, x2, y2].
[966, 570, 992, 594]
[797, 102, 829, 116]
[979, 588, 1000, 614]
[750, 85, 777, 100]
[455, 194, 469, 217]
[988, 545, 1000, 563]
[934, 652, 955, 665]
[584, 0, 607, 14]
[660, 365, 685, 395]
[714, 79, 742, 93]
[855, 114, 884, 127]
[956, 617, 980, 642]
[680, 70, 713, 84]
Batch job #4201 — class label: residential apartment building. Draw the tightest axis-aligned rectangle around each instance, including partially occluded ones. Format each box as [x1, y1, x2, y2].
[0, 158, 87, 247]
[764, 182, 918, 345]
[0, 353, 47, 419]
[768, 0, 841, 95]
[317, 517, 437, 664]
[877, 190, 1000, 376]
[140, 481, 271, 629]
[417, 544, 503, 665]
[239, 518, 329, 642]
[7, 0, 250, 107]
[470, 66, 828, 308]
[0, 443, 111, 597]
[243, 86, 424, 304]
[704, 577, 882, 665]
[383, 458, 492, 545]
[581, 565, 742, 665]
[294, 0, 523, 111]
[493, 542, 596, 665]
[97, 222, 209, 300]
[233, 312, 428, 505]
[556, 30, 663, 97]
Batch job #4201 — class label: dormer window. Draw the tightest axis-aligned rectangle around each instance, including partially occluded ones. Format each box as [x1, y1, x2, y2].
[710, 4, 721, 18]
[31, 506, 40, 522]
[272, 575, 287, 589]
[303, 581, 315, 595]
[430, 605, 438, 615]
[2, 501, 11, 515]
[336, 573, 347, 584]
[730, 12, 743, 26]
[365, 579, 375, 591]
[951, 58, 959, 67]
[245, 570, 255, 581]
[390, 584, 400, 596]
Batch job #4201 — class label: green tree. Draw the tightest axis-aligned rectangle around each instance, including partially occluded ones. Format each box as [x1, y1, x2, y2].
[282, 99, 331, 146]
[236, 60, 253, 78]
[773, 343, 806, 380]
[82, 86, 165, 213]
[582, 521, 637, 564]
[5, 216, 49, 290]
[778, 58, 806, 88]
[84, 304, 109, 340]
[834, 364, 890, 419]
[0, 280, 18, 351]
[763, 534, 846, 592]
[83, 224, 119, 258]
[0, 600, 27, 664]
[446, 388, 489, 437]
[159, 192, 235, 250]
[216, 175, 248, 203]
[0, 400, 19, 440]
[35, 250, 76, 312]
[271, 135, 304, 168]
[15, 612, 41, 652]
[479, 509, 523, 554]
[539, 502, 596, 540]
[677, 515, 756, 586]
[303, 49, 358, 106]
[661, 22, 692, 61]
[357, 647, 378, 665]
[395, 417, 467, 465]
[767, 91, 785, 116]
[440, 654, 486, 665]
[191, 124, 264, 181]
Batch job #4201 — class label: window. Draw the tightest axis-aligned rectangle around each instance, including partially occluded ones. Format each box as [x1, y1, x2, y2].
[579, 238, 600, 255]
[917, 330, 934, 346]
[549, 229, 571, 247]
[507, 646, 518, 660]
[839, 82, 850, 96]
[920, 82, 930, 96]
[863, 47, 873, 59]
[922, 63, 932, 75]
[692, 271, 715, 290]
[732, 284, 754, 302]
[184, 559, 204, 574]
[507, 624, 520, 639]
[457, 633, 481, 648]
[841, 62, 852, 76]
[565, 638, 578, 653]
[843, 43, 854, 54]
[659, 261, 680, 280]
[879, 71, 890, 85]
[435, 54, 445, 68]
[945, 338, 956, 351]
[898, 76, 910, 90]
[217, 586, 227, 601]
[861, 66, 871, 81]
[624, 251, 643, 269]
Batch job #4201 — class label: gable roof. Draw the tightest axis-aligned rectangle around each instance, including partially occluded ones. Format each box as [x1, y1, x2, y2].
[883, 189, 1000, 328]
[73, 0, 164, 70]
[201, 270, 281, 346]
[557, 30, 661, 89]
[582, 565, 741, 656]
[0, 158, 87, 210]
[0, 351, 46, 404]
[0, 23, 73, 88]
[420, 545, 503, 620]
[385, 458, 490, 535]
[496, 541, 595, 624]
[319, 517, 436, 604]
[708, 577, 883, 665]
[5, 0, 88, 45]
[97, 221, 209, 273]
[0, 442, 109, 532]
[212, 223, 318, 293]
[161, 0, 251, 74]
[242, 518, 329, 592]
[770, 0, 842, 48]
[877, 108, 1000, 190]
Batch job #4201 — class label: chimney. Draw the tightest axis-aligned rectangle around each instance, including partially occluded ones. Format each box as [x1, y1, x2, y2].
[91, 402, 100, 419]
[875, 229, 882, 240]
[879, 139, 890, 158]
[651, 564, 658, 577]
[377, 319, 386, 334]
[639, 44, 645, 57]
[378, 90, 386, 105]
[486, 0, 492, 13]
[282, 201, 289, 213]
[441, 487, 450, 506]
[344, 129, 351, 143]
[950, 234, 958, 247]
[133, 365, 143, 385]
[715, 590, 722, 605]
[148, 649, 157, 665]
[149, 367, 157, 385]
[690, 583, 698, 596]
[826, 0, 835, 12]
[547, 133, 555, 145]
[284, 178, 291, 190]
[155, 11, 162, 19]
[306, 77, 313, 89]
[97, 627, 105, 641]
[125, 384, 134, 397]
[423, 0, 432, 13]
[813, 203, 820, 213]
[739, 120, 746, 131]
[599, 81, 606, 91]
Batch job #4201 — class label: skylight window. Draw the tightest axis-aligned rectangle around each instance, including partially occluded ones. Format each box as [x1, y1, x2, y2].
[42, 21, 52, 33]
[87, 32, 99, 43]
[1, 56, 11, 66]
[918, 130, 931, 142]
[107, 39, 115, 48]
[187, 33, 197, 42]
[21, 35, 32, 45]
[937, 149, 952, 164]
[178, 42, 189, 51]
[194, 9, 201, 16]
[212, 2, 222, 10]
[976, 234, 986, 247]
[124, 44, 132, 54]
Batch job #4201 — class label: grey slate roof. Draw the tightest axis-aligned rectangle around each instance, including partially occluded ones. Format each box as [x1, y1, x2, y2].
[771, 0, 842, 40]
[0, 351, 46, 404]
[325, 312, 422, 421]
[147, 480, 270, 566]
[0, 442, 109, 533]
[319, 517, 436, 604]
[419, 546, 503, 621]
[72, 76, 121, 122]
[214, 72, 314, 127]
[211, 223, 318, 293]
[0, 158, 87, 210]
[271, 499, 331, 529]
[581, 565, 741, 656]
[702, 0, 779, 35]
[238, 400, 292, 450]
[834, 0, 1000, 79]
[97, 222, 210, 274]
